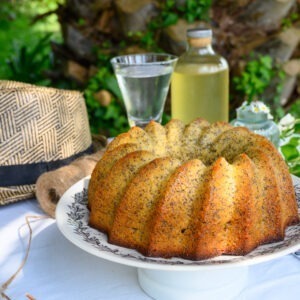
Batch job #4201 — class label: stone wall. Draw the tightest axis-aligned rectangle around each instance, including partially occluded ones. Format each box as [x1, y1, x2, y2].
[53, 0, 300, 111]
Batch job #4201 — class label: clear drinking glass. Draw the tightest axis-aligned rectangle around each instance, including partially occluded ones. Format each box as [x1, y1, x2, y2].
[111, 53, 178, 128]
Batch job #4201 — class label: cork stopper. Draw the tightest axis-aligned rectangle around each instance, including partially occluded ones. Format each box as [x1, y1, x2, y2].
[187, 28, 212, 47]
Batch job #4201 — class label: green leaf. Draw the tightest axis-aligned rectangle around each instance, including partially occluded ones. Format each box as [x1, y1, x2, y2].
[162, 12, 178, 27]
[105, 75, 123, 100]
[281, 144, 299, 161]
[104, 104, 118, 120]
[30, 33, 52, 58]
[289, 164, 300, 177]
[165, 0, 175, 10]
[186, 13, 195, 23]
[294, 123, 300, 133]
[94, 107, 104, 118]
[260, 55, 272, 69]
[288, 137, 300, 147]
[0, 19, 10, 30]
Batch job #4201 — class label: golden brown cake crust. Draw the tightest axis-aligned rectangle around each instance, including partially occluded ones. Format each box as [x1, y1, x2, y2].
[88, 118, 299, 260]
[109, 157, 181, 254]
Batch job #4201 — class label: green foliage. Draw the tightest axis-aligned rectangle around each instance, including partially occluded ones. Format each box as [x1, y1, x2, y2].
[160, 0, 179, 27]
[281, 12, 299, 29]
[233, 53, 299, 175]
[2, 0, 213, 136]
[84, 68, 129, 137]
[134, 0, 212, 51]
[178, 0, 212, 23]
[83, 52, 130, 136]
[85, 0, 213, 135]
[279, 115, 300, 176]
[289, 99, 300, 119]
[281, 135, 300, 177]
[139, 30, 162, 52]
[233, 55, 274, 102]
[233, 54, 286, 118]
[6, 34, 53, 85]
[0, 0, 62, 81]
[160, 0, 212, 25]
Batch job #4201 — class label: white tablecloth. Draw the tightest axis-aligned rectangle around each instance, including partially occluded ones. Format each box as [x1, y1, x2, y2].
[1, 199, 300, 300]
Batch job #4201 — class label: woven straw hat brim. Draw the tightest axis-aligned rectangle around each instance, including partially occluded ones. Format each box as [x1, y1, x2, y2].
[0, 80, 94, 204]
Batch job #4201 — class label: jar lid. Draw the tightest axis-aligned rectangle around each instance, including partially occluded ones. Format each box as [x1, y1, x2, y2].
[187, 28, 212, 39]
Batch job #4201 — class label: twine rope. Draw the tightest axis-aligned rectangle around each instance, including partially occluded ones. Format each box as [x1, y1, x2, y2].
[1, 215, 49, 300]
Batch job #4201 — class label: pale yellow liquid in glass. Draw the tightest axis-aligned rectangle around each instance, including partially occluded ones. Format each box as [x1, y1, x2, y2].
[171, 65, 229, 124]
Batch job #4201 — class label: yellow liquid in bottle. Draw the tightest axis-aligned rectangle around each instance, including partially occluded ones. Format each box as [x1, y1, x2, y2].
[171, 64, 229, 124]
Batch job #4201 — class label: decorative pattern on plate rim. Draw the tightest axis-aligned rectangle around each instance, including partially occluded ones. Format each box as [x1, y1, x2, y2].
[65, 185, 300, 266]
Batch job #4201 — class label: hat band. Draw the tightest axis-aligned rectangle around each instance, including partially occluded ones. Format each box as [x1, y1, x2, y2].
[0, 145, 94, 187]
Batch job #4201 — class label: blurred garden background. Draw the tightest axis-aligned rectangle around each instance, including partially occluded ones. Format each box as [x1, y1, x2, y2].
[0, 0, 300, 174]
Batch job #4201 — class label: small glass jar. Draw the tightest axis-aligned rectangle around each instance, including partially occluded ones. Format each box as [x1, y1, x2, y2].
[231, 102, 280, 148]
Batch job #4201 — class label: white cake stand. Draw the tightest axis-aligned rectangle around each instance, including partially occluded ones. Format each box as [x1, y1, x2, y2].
[137, 266, 248, 300]
[56, 176, 300, 300]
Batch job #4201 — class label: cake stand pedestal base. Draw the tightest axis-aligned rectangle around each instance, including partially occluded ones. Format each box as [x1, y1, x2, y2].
[137, 265, 248, 300]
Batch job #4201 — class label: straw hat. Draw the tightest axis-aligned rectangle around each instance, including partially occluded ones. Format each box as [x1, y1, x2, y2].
[0, 80, 94, 204]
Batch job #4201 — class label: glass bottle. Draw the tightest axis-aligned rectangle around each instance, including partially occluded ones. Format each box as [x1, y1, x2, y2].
[171, 27, 229, 124]
[231, 102, 280, 148]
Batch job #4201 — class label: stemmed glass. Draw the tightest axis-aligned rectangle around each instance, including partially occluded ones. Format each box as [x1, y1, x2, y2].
[111, 53, 178, 128]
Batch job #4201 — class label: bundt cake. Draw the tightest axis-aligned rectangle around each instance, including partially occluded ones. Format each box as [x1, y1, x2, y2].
[88, 119, 299, 260]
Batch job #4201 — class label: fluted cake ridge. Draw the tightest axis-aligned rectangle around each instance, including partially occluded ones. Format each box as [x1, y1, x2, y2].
[88, 119, 299, 260]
